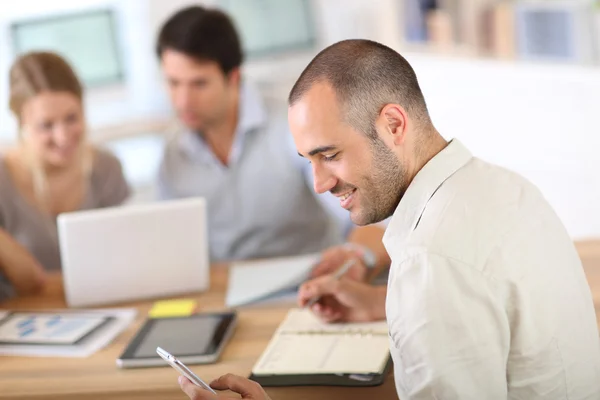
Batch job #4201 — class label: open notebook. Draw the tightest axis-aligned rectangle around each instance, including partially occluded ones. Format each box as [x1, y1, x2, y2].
[250, 308, 391, 387]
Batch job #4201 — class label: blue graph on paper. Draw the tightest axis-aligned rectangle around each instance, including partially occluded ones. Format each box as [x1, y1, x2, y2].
[0, 313, 106, 344]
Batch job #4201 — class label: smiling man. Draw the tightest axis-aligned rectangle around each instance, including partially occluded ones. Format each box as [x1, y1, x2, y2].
[179, 39, 600, 400]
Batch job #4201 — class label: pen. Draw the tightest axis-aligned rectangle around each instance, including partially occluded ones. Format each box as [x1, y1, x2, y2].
[304, 258, 356, 309]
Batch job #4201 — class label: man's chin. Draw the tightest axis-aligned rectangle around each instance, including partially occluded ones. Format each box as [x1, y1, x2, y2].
[349, 210, 371, 227]
[349, 207, 391, 226]
[179, 116, 204, 131]
[183, 123, 204, 132]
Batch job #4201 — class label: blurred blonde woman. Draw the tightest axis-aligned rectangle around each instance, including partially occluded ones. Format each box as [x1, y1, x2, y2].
[0, 52, 130, 301]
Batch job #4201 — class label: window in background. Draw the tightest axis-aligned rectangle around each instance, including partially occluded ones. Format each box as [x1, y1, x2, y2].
[218, 0, 316, 58]
[515, 1, 596, 64]
[11, 9, 124, 87]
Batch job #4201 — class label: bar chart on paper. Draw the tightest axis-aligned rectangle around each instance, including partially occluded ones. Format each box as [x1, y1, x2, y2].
[0, 313, 109, 345]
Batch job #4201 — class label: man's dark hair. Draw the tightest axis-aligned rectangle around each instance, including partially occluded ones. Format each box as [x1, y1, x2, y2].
[156, 6, 243, 75]
[289, 39, 431, 139]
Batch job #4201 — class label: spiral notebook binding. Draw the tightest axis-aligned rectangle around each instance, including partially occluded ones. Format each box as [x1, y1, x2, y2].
[279, 329, 388, 337]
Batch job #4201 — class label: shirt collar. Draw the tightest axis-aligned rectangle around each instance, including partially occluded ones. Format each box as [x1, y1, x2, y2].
[177, 80, 267, 162]
[382, 139, 472, 255]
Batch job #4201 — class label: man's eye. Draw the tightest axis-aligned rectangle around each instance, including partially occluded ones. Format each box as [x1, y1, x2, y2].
[323, 153, 338, 162]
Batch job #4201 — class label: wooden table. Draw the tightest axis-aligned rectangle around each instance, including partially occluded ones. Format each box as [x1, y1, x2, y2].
[0, 266, 397, 400]
[1, 241, 599, 400]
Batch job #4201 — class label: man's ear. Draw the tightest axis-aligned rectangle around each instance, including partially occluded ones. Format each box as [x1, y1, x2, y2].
[226, 67, 241, 87]
[375, 104, 408, 147]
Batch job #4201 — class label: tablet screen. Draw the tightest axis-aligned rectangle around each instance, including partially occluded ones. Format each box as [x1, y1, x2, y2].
[120, 312, 236, 361]
[133, 316, 221, 358]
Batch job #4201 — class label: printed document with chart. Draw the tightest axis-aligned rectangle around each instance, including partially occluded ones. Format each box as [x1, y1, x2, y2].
[0, 309, 136, 357]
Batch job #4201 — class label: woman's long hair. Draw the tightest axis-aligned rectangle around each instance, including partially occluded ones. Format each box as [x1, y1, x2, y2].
[8, 51, 92, 213]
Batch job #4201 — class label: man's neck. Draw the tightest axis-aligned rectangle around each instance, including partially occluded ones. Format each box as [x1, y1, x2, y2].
[409, 129, 448, 182]
[202, 99, 239, 166]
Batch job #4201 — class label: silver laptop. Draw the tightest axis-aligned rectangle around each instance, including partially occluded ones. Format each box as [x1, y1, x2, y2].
[57, 198, 210, 307]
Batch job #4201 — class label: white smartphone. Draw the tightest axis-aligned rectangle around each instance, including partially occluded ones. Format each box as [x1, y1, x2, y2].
[156, 347, 216, 394]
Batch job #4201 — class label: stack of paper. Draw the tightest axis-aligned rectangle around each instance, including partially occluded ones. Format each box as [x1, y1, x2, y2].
[225, 254, 320, 307]
[0, 308, 136, 358]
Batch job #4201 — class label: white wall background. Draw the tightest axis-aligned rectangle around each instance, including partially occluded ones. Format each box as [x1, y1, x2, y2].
[0, 0, 598, 239]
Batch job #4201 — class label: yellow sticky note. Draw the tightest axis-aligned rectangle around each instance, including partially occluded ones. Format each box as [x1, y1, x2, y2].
[149, 299, 197, 318]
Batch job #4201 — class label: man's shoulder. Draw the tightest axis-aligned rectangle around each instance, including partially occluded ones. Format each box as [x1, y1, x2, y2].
[160, 130, 189, 166]
[261, 94, 290, 133]
[162, 128, 184, 151]
[405, 157, 556, 268]
[448, 157, 546, 215]
[250, 82, 289, 125]
[458, 157, 538, 190]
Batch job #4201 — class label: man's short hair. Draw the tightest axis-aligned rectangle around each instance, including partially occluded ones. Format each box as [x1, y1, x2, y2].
[156, 6, 243, 75]
[289, 39, 431, 139]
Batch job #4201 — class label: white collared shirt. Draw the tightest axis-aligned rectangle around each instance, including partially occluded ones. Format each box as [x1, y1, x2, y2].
[383, 139, 600, 399]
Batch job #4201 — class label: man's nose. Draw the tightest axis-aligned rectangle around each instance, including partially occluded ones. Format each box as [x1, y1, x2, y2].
[312, 163, 337, 194]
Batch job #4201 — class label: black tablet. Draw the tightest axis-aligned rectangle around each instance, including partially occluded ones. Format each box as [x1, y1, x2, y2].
[116, 312, 237, 368]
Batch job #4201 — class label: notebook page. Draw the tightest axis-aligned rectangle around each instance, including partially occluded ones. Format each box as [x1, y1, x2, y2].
[277, 308, 388, 335]
[252, 308, 390, 375]
[252, 333, 390, 375]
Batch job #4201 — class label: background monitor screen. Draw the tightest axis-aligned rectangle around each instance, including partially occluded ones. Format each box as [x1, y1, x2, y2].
[11, 9, 124, 87]
[218, 0, 316, 57]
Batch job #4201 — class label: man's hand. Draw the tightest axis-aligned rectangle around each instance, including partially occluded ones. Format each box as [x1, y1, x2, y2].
[311, 245, 368, 281]
[179, 374, 272, 400]
[298, 275, 387, 323]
